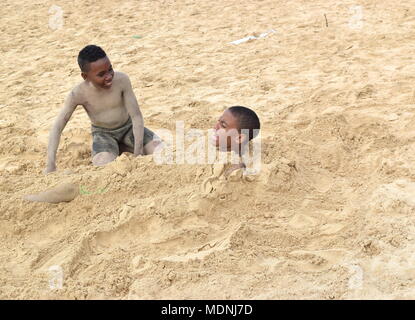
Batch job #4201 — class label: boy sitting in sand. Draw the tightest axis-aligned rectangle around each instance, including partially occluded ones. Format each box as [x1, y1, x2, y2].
[45, 45, 160, 173]
[211, 106, 260, 176]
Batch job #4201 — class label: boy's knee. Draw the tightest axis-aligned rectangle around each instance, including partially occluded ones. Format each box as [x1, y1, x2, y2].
[144, 139, 163, 155]
[92, 152, 117, 166]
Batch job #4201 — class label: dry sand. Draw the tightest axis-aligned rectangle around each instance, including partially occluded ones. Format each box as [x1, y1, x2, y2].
[1, 0, 415, 299]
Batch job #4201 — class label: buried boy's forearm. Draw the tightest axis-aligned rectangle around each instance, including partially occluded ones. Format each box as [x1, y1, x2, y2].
[45, 121, 64, 172]
[45, 93, 77, 172]
[132, 114, 144, 155]
[123, 80, 145, 155]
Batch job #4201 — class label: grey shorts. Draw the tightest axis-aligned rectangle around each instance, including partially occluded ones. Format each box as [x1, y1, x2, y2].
[91, 117, 156, 156]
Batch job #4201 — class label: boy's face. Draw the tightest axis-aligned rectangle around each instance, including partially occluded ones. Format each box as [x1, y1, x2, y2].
[212, 109, 244, 151]
[82, 56, 114, 89]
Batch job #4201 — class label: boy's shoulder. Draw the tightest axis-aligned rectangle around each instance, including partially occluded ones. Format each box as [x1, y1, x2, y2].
[71, 80, 93, 94]
[66, 82, 85, 103]
[114, 71, 131, 84]
[112, 71, 135, 91]
[114, 70, 129, 79]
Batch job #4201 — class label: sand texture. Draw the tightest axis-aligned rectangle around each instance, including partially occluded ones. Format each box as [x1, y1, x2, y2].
[1, 0, 415, 299]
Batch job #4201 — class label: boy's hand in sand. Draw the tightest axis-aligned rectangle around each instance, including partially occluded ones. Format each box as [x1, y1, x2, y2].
[134, 146, 144, 156]
[44, 163, 56, 174]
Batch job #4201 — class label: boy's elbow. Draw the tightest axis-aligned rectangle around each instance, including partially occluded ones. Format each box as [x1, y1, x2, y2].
[130, 112, 143, 122]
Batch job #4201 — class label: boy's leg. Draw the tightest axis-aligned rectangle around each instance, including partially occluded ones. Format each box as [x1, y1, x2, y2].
[119, 143, 134, 154]
[92, 152, 117, 166]
[144, 139, 163, 155]
[122, 126, 163, 155]
[119, 139, 162, 155]
[91, 129, 120, 166]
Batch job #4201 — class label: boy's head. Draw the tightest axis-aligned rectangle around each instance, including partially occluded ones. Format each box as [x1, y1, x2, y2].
[78, 45, 114, 89]
[212, 106, 260, 152]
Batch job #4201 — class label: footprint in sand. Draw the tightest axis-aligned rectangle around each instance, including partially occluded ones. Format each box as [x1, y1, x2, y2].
[23, 183, 79, 204]
[289, 249, 348, 272]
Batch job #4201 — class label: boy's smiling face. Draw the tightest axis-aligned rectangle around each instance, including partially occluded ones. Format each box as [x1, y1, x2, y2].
[82, 56, 114, 89]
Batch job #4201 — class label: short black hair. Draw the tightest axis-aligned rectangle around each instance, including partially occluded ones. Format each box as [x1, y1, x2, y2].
[77, 45, 107, 72]
[228, 106, 260, 141]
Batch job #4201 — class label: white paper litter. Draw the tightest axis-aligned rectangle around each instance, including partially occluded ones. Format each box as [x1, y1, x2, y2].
[230, 29, 276, 45]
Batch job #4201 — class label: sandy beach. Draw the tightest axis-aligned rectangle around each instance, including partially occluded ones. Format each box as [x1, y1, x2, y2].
[1, 0, 415, 299]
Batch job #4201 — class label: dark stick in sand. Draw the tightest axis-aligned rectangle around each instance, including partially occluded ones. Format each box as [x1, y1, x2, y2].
[324, 14, 328, 27]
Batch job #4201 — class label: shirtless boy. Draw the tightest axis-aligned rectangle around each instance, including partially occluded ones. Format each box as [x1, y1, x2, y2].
[45, 45, 160, 173]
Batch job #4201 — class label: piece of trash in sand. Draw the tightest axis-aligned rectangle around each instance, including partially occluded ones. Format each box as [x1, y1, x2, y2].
[23, 183, 79, 204]
[132, 35, 142, 39]
[230, 29, 276, 45]
[79, 185, 108, 195]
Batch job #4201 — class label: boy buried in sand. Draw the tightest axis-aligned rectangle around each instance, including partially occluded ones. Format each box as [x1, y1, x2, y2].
[197, 106, 260, 199]
[211, 106, 260, 176]
[45, 45, 160, 173]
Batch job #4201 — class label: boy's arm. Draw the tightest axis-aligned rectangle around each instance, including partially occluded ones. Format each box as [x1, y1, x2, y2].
[122, 75, 144, 156]
[45, 91, 78, 173]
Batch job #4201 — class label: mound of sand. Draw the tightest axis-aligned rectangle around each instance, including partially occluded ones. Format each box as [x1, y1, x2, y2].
[1, 0, 415, 299]
[23, 183, 79, 203]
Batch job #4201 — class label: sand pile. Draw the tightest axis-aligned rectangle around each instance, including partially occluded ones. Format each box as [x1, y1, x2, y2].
[1, 0, 415, 299]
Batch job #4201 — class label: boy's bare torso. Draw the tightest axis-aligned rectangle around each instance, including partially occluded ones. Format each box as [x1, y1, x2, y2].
[74, 71, 130, 128]
[45, 70, 145, 173]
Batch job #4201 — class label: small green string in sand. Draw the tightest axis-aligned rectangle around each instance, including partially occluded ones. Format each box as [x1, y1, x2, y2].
[132, 35, 142, 39]
[79, 185, 108, 195]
